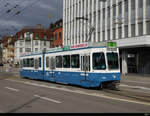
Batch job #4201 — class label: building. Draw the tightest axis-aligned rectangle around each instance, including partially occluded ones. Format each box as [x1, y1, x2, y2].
[14, 24, 51, 64]
[52, 19, 63, 48]
[1, 35, 15, 64]
[48, 19, 63, 48]
[63, 0, 150, 75]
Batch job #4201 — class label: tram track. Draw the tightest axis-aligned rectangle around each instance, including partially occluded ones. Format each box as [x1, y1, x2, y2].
[102, 88, 150, 103]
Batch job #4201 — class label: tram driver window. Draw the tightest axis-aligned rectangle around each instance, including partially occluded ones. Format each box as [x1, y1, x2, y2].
[71, 54, 80, 68]
[93, 53, 106, 70]
[63, 55, 70, 68]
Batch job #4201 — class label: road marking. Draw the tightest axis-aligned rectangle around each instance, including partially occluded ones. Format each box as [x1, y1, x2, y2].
[6, 79, 150, 106]
[120, 84, 150, 91]
[34, 95, 62, 104]
[5, 87, 19, 92]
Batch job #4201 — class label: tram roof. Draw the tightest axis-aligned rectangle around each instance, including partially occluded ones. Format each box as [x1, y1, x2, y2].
[21, 42, 117, 57]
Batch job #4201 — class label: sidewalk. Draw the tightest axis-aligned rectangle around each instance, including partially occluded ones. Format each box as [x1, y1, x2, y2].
[121, 74, 150, 83]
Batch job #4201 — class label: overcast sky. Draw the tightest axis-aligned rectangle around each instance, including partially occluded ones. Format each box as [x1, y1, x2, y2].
[0, 0, 63, 39]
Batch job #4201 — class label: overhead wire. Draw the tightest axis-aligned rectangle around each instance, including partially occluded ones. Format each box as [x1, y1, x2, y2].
[0, 0, 41, 36]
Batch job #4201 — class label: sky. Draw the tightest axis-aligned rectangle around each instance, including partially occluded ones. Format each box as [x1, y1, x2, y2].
[0, 0, 63, 39]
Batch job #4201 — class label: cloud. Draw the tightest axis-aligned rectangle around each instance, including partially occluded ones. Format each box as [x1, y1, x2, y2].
[0, 19, 25, 28]
[37, 2, 55, 11]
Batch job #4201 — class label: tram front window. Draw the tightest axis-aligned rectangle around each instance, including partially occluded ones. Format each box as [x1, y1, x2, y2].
[107, 52, 119, 70]
[93, 53, 106, 70]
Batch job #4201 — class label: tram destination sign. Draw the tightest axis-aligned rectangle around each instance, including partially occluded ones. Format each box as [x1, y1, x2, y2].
[107, 42, 117, 51]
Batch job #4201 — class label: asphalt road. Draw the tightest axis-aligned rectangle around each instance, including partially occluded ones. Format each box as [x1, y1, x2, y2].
[0, 66, 150, 113]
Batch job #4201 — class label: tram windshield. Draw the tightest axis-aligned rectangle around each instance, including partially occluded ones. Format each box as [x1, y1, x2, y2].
[93, 53, 106, 70]
[107, 52, 119, 70]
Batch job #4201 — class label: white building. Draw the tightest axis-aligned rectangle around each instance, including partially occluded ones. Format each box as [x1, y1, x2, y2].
[63, 0, 150, 74]
[14, 25, 51, 65]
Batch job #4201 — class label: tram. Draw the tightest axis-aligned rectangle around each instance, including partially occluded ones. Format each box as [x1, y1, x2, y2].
[20, 42, 120, 89]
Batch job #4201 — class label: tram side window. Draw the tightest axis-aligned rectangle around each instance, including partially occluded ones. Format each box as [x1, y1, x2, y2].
[71, 54, 80, 68]
[30, 58, 34, 67]
[46, 57, 49, 68]
[39, 57, 41, 68]
[23, 59, 27, 67]
[63, 55, 70, 68]
[56, 56, 62, 68]
[93, 53, 106, 70]
[34, 59, 39, 69]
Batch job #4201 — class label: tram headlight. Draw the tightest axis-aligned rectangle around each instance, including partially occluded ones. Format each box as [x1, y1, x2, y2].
[113, 75, 117, 79]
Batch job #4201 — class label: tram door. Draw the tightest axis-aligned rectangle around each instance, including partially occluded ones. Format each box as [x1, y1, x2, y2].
[81, 54, 90, 81]
[49, 57, 56, 81]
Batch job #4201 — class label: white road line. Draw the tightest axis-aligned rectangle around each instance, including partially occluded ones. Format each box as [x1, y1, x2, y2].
[120, 84, 150, 91]
[5, 87, 19, 92]
[34, 95, 62, 104]
[6, 79, 150, 106]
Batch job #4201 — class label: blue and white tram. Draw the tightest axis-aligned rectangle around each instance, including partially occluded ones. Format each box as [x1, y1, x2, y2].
[20, 42, 120, 89]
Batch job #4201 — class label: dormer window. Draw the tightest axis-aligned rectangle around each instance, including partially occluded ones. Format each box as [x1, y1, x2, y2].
[44, 35, 47, 40]
[20, 35, 23, 40]
[35, 34, 39, 40]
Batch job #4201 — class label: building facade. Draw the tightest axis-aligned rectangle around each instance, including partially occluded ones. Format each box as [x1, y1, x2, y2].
[63, 0, 150, 74]
[14, 24, 51, 64]
[52, 19, 63, 48]
[1, 36, 15, 64]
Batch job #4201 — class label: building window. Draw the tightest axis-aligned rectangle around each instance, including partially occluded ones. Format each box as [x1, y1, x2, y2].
[25, 48, 31, 52]
[113, 28, 116, 40]
[107, 30, 110, 40]
[55, 34, 57, 40]
[113, 4, 116, 18]
[131, 0, 135, 10]
[44, 41, 46, 46]
[138, 22, 143, 36]
[125, 25, 128, 38]
[59, 32, 62, 39]
[147, 0, 150, 5]
[35, 48, 38, 52]
[138, 0, 143, 8]
[35, 40, 38, 46]
[102, 31, 105, 41]
[20, 48, 23, 53]
[124, 0, 128, 12]
[20, 41, 23, 46]
[118, 2, 122, 15]
[131, 24, 135, 37]
[118, 27, 122, 39]
[103, 8, 105, 20]
[146, 21, 150, 35]
[20, 35, 23, 40]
